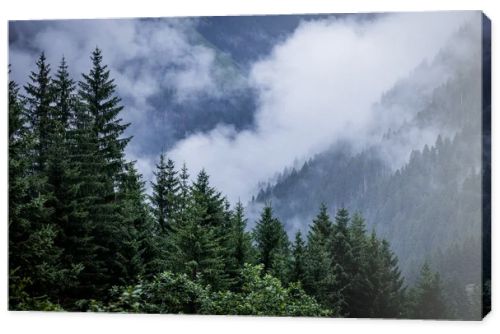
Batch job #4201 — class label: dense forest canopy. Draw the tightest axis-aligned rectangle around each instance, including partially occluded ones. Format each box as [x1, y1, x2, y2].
[8, 45, 487, 319]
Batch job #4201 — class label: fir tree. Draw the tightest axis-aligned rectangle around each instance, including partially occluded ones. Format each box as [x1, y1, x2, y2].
[291, 231, 307, 284]
[167, 169, 229, 290]
[309, 204, 334, 242]
[178, 163, 190, 209]
[23, 52, 53, 172]
[168, 198, 226, 290]
[190, 169, 225, 229]
[362, 231, 406, 318]
[345, 212, 370, 317]
[9, 75, 77, 309]
[304, 204, 335, 306]
[150, 154, 180, 233]
[23, 56, 83, 307]
[78, 47, 130, 183]
[68, 47, 132, 300]
[225, 201, 255, 290]
[371, 240, 406, 318]
[117, 163, 161, 280]
[51, 57, 75, 126]
[62, 86, 103, 305]
[253, 204, 291, 284]
[329, 207, 355, 315]
[408, 262, 448, 319]
[46, 58, 76, 244]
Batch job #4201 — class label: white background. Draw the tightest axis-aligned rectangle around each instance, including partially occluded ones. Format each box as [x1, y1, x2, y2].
[0, 0, 498, 333]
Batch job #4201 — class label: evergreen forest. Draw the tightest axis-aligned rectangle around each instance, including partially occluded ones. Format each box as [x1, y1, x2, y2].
[8, 49, 483, 319]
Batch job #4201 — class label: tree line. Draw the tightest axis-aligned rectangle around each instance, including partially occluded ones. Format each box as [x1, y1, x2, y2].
[9, 49, 450, 318]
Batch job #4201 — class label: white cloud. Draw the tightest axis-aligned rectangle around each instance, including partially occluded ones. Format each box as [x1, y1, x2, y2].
[168, 12, 477, 203]
[166, 45, 217, 102]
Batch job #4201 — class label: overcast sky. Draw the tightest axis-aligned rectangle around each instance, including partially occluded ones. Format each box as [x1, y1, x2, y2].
[9, 11, 478, 204]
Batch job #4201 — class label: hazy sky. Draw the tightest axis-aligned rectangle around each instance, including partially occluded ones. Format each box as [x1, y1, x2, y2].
[9, 11, 478, 203]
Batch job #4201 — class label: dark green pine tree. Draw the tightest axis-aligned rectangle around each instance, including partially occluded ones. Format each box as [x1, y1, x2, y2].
[253, 204, 291, 284]
[168, 169, 228, 290]
[73, 47, 132, 299]
[150, 153, 180, 233]
[23, 52, 53, 172]
[9, 76, 39, 307]
[290, 231, 307, 285]
[225, 201, 255, 290]
[348, 213, 367, 262]
[329, 207, 355, 316]
[370, 239, 406, 318]
[9, 76, 74, 310]
[117, 163, 160, 280]
[8, 78, 32, 249]
[178, 162, 190, 212]
[168, 198, 226, 290]
[345, 212, 371, 317]
[408, 262, 448, 319]
[303, 204, 334, 302]
[51, 57, 75, 126]
[63, 84, 103, 305]
[46, 58, 76, 243]
[363, 231, 382, 313]
[219, 199, 236, 288]
[362, 229, 406, 318]
[171, 162, 191, 240]
[24, 56, 83, 307]
[190, 169, 225, 229]
[78, 47, 131, 183]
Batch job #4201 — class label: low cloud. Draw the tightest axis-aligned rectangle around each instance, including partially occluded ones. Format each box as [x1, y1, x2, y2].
[168, 12, 476, 203]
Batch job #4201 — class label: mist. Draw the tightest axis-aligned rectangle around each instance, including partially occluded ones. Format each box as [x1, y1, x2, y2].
[167, 11, 476, 203]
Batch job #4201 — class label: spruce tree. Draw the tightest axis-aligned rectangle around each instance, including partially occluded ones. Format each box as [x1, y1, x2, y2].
[291, 231, 307, 285]
[117, 163, 161, 280]
[168, 197, 226, 290]
[24, 52, 53, 172]
[150, 154, 180, 233]
[361, 230, 406, 318]
[364, 231, 385, 316]
[372, 240, 406, 318]
[346, 212, 370, 317]
[52, 57, 75, 126]
[70, 47, 132, 300]
[63, 85, 102, 305]
[78, 46, 130, 194]
[225, 201, 255, 290]
[8, 78, 31, 238]
[178, 163, 190, 210]
[408, 262, 448, 319]
[253, 204, 291, 284]
[190, 169, 225, 229]
[9, 75, 75, 309]
[304, 204, 335, 306]
[46, 58, 76, 243]
[329, 207, 355, 315]
[9, 76, 36, 307]
[168, 169, 228, 290]
[23, 56, 83, 307]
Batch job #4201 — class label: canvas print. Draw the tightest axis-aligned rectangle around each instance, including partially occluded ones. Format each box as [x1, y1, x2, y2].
[8, 11, 491, 320]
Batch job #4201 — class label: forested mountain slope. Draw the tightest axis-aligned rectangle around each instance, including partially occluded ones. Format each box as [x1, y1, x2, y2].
[252, 23, 483, 297]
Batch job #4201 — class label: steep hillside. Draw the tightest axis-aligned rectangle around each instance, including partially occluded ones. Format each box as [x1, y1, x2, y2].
[251, 22, 483, 292]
